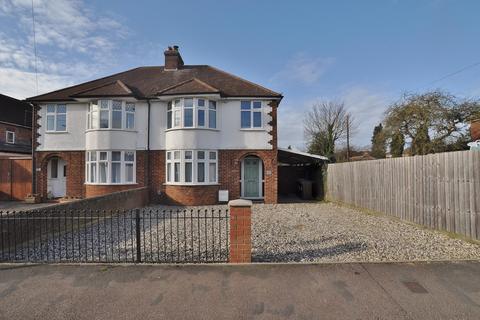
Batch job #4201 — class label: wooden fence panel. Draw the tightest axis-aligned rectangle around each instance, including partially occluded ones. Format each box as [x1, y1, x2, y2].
[327, 151, 480, 240]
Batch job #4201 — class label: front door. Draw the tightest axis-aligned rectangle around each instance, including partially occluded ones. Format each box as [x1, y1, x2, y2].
[243, 157, 261, 198]
[47, 158, 66, 198]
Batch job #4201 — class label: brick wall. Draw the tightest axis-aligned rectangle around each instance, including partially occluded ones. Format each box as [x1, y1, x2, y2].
[163, 185, 220, 205]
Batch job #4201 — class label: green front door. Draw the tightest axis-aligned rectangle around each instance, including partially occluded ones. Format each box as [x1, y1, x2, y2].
[244, 158, 260, 198]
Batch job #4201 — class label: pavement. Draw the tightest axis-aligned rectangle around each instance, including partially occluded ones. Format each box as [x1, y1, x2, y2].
[0, 201, 55, 212]
[0, 261, 479, 319]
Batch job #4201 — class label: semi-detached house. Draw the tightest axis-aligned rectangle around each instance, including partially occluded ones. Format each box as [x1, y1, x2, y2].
[27, 46, 283, 205]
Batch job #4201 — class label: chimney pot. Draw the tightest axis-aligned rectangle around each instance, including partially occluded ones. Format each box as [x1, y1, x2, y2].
[164, 45, 184, 70]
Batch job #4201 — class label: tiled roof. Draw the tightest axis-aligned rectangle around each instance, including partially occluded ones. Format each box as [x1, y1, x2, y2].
[27, 65, 282, 102]
[0, 94, 32, 127]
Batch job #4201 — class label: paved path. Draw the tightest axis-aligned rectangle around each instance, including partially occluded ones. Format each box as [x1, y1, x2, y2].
[0, 201, 55, 212]
[0, 261, 479, 319]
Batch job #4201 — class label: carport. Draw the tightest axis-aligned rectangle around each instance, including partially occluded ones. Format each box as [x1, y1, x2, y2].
[277, 148, 328, 201]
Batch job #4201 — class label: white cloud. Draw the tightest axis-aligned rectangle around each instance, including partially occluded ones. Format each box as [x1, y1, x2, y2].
[0, 0, 130, 98]
[271, 53, 334, 85]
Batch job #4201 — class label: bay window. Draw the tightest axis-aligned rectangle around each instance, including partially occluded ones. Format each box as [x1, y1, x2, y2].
[46, 104, 67, 132]
[86, 150, 136, 184]
[166, 98, 217, 129]
[166, 150, 218, 184]
[241, 101, 263, 129]
[87, 100, 135, 130]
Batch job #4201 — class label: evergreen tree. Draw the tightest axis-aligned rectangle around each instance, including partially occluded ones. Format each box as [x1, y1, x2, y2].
[370, 124, 386, 158]
[390, 131, 405, 157]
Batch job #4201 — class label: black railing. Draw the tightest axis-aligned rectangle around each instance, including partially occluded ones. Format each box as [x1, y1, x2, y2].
[0, 208, 229, 263]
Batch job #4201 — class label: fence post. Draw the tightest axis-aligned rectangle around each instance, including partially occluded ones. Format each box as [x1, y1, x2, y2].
[228, 199, 252, 263]
[135, 209, 141, 263]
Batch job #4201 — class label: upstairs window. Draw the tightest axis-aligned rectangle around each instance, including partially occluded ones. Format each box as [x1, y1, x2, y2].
[241, 101, 263, 129]
[46, 104, 67, 132]
[87, 100, 135, 130]
[167, 98, 217, 130]
[6, 131, 15, 144]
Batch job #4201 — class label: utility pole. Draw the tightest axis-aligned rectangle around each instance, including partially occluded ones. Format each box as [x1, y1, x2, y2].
[346, 115, 350, 162]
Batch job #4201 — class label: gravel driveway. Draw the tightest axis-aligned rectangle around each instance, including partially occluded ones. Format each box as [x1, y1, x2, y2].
[252, 202, 480, 262]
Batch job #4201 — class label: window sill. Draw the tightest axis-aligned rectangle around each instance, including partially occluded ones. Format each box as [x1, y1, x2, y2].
[45, 131, 69, 134]
[240, 128, 265, 131]
[85, 128, 137, 133]
[84, 182, 138, 186]
[165, 127, 219, 132]
[163, 183, 220, 187]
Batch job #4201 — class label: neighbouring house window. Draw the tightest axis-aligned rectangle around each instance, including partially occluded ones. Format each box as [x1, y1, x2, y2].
[46, 104, 67, 132]
[5, 131, 15, 144]
[240, 101, 263, 129]
[166, 150, 218, 185]
[166, 98, 217, 130]
[85, 150, 136, 184]
[87, 100, 135, 130]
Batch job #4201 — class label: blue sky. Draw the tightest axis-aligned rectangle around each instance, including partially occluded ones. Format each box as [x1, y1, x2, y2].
[1, 0, 479, 149]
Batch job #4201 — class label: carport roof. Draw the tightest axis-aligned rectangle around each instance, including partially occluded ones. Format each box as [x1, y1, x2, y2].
[278, 148, 328, 165]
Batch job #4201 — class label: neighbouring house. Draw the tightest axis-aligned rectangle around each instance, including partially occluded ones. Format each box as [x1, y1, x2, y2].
[350, 151, 377, 162]
[0, 94, 32, 158]
[27, 46, 284, 204]
[471, 118, 480, 141]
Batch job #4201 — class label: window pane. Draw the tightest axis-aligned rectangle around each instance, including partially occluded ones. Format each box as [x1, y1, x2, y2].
[91, 110, 98, 129]
[241, 111, 251, 128]
[100, 100, 109, 109]
[167, 110, 172, 129]
[197, 151, 205, 159]
[174, 110, 181, 127]
[124, 151, 134, 161]
[99, 152, 107, 161]
[209, 110, 216, 128]
[253, 111, 262, 127]
[184, 98, 193, 108]
[174, 163, 180, 182]
[56, 114, 66, 131]
[167, 152, 171, 160]
[112, 151, 121, 161]
[241, 101, 251, 110]
[125, 163, 134, 182]
[209, 100, 216, 110]
[197, 109, 205, 126]
[126, 113, 135, 129]
[126, 103, 135, 112]
[100, 110, 109, 128]
[209, 163, 216, 182]
[47, 115, 55, 131]
[174, 151, 180, 160]
[253, 101, 262, 109]
[209, 151, 216, 160]
[185, 162, 192, 183]
[197, 162, 205, 182]
[90, 163, 97, 183]
[47, 105, 55, 113]
[185, 151, 192, 159]
[111, 163, 121, 183]
[57, 104, 66, 113]
[198, 99, 205, 107]
[112, 110, 122, 128]
[90, 151, 97, 161]
[50, 158, 58, 178]
[112, 100, 122, 110]
[167, 163, 171, 182]
[99, 163, 108, 183]
[184, 108, 193, 127]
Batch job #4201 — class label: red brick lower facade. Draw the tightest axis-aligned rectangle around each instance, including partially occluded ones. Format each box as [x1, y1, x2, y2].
[35, 148, 278, 205]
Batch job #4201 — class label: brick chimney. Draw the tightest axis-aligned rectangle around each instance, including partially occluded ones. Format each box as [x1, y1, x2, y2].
[164, 45, 184, 70]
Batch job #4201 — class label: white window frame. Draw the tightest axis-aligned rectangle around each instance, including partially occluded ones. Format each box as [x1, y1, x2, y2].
[166, 98, 217, 130]
[165, 150, 218, 185]
[87, 100, 135, 130]
[240, 100, 263, 129]
[5, 130, 15, 144]
[85, 150, 136, 185]
[46, 104, 67, 132]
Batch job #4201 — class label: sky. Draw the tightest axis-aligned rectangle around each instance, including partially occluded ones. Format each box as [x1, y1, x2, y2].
[1, 0, 480, 149]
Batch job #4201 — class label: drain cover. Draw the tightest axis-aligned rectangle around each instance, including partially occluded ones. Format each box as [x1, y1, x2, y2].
[402, 281, 428, 293]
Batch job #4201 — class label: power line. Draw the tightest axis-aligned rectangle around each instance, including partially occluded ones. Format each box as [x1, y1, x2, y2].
[31, 0, 38, 95]
[420, 60, 480, 89]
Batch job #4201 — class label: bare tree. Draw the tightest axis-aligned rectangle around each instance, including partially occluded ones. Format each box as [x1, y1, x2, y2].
[304, 101, 355, 161]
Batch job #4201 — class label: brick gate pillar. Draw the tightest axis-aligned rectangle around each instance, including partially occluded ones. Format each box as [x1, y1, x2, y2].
[228, 199, 252, 263]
